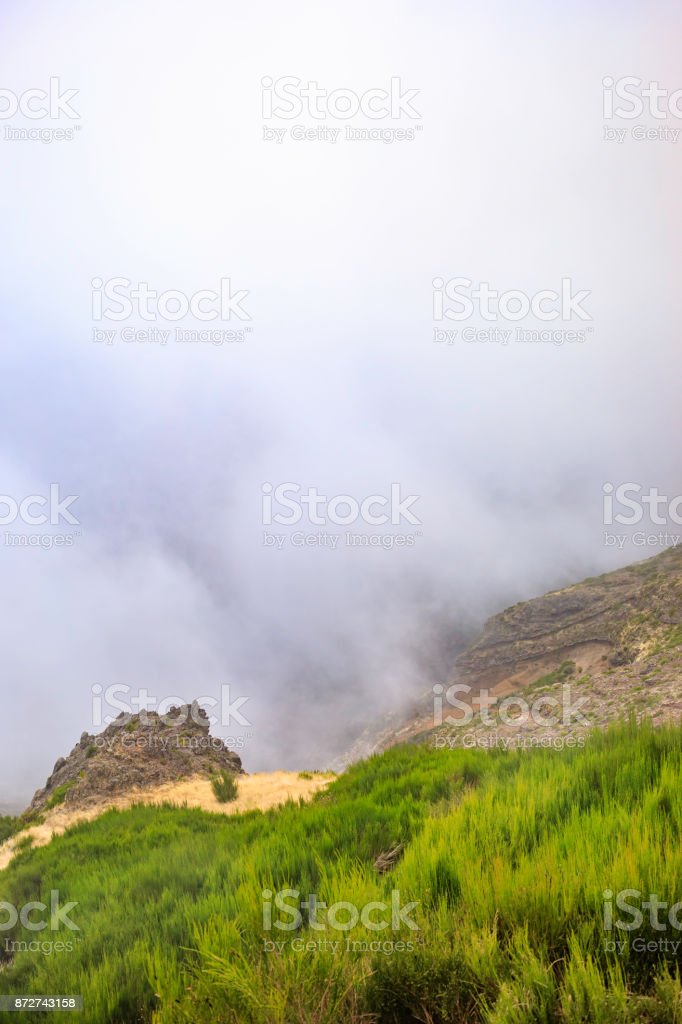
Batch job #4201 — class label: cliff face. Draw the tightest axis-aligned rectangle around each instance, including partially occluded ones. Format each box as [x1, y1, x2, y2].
[337, 546, 682, 763]
[454, 548, 682, 683]
[29, 701, 243, 814]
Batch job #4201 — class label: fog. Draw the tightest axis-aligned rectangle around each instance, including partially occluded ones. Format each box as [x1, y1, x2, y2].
[1, 0, 681, 809]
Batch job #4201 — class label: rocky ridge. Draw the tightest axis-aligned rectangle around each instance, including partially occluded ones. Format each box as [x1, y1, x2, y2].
[29, 701, 243, 814]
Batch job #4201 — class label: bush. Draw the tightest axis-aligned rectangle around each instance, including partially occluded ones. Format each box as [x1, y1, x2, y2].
[0, 814, 18, 843]
[210, 770, 238, 803]
[45, 780, 76, 809]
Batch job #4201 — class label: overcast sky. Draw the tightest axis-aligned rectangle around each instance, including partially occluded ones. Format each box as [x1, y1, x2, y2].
[1, 0, 681, 810]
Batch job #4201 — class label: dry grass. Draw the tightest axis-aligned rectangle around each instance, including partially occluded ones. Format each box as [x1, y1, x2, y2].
[0, 771, 333, 870]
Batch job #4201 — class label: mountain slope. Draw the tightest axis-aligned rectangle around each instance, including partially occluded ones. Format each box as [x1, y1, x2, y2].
[0, 722, 681, 1023]
[339, 546, 682, 759]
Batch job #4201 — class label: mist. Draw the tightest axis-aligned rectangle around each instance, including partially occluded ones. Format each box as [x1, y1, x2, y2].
[1, 0, 681, 809]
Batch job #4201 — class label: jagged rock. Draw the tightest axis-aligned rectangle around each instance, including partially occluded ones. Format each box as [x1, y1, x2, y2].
[28, 702, 244, 814]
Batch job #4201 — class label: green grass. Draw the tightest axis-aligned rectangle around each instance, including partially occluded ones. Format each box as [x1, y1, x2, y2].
[0, 815, 19, 844]
[528, 659, 577, 691]
[648, 626, 682, 658]
[43, 780, 76, 810]
[1, 723, 682, 1023]
[210, 770, 239, 803]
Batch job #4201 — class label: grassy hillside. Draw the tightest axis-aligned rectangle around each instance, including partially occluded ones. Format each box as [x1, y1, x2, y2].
[1, 723, 681, 1023]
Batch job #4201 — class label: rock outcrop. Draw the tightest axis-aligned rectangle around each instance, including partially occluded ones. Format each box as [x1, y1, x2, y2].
[29, 701, 243, 814]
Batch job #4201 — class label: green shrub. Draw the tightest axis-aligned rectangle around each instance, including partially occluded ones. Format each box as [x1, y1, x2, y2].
[0, 815, 18, 843]
[44, 780, 76, 809]
[210, 770, 238, 803]
[531, 659, 576, 689]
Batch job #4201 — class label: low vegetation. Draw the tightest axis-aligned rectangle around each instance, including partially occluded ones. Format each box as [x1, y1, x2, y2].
[0, 815, 18, 844]
[210, 769, 239, 803]
[529, 658, 577, 691]
[44, 780, 76, 810]
[0, 722, 681, 1022]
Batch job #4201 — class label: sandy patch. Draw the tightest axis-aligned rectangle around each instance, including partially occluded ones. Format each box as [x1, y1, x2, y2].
[0, 771, 333, 871]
